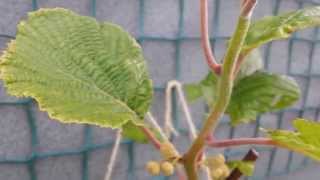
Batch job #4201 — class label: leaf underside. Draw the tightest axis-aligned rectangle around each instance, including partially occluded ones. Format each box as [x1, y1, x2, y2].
[267, 119, 320, 161]
[0, 8, 153, 129]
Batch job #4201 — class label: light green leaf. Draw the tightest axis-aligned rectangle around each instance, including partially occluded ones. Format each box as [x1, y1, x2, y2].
[227, 160, 255, 176]
[122, 123, 148, 143]
[184, 49, 262, 105]
[184, 69, 219, 105]
[267, 119, 320, 161]
[184, 83, 203, 102]
[0, 8, 153, 129]
[244, 6, 320, 52]
[228, 71, 300, 125]
[122, 123, 163, 144]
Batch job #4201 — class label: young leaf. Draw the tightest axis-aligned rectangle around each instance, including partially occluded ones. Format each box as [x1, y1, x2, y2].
[0, 8, 153, 129]
[267, 119, 320, 161]
[244, 6, 320, 52]
[227, 160, 255, 176]
[228, 71, 300, 125]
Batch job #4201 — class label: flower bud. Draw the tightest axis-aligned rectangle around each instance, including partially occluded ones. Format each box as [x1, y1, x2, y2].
[206, 154, 225, 168]
[160, 142, 179, 159]
[160, 161, 175, 176]
[210, 168, 223, 180]
[220, 164, 230, 178]
[145, 161, 160, 176]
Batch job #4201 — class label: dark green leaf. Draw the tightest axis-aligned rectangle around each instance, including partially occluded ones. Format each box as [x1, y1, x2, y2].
[227, 160, 255, 176]
[267, 119, 320, 161]
[228, 71, 300, 125]
[185, 70, 300, 126]
[244, 6, 320, 52]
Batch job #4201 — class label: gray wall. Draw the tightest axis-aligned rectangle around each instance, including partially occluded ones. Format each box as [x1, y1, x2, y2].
[0, 0, 320, 180]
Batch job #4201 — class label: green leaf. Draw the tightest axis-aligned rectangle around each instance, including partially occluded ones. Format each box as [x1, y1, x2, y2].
[184, 83, 203, 102]
[184, 69, 219, 105]
[122, 123, 163, 144]
[122, 123, 148, 143]
[267, 119, 320, 161]
[0, 8, 153, 129]
[185, 70, 300, 126]
[227, 160, 255, 176]
[228, 71, 300, 125]
[184, 49, 262, 105]
[244, 6, 320, 52]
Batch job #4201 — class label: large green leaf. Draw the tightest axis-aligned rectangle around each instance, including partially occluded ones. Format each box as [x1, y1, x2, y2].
[267, 119, 320, 161]
[244, 6, 320, 52]
[0, 8, 153, 129]
[228, 71, 300, 125]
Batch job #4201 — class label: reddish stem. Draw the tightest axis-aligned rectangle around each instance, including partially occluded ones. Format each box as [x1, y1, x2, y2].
[200, 0, 221, 74]
[177, 169, 187, 180]
[241, 0, 257, 17]
[207, 137, 276, 148]
[140, 126, 161, 149]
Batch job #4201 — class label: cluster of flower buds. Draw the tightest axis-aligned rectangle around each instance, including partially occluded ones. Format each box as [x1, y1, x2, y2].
[205, 154, 230, 180]
[145, 160, 175, 176]
[145, 142, 180, 176]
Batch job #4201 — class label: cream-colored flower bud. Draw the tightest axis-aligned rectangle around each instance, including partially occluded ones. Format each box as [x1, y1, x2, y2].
[220, 164, 230, 178]
[145, 161, 160, 176]
[160, 161, 175, 176]
[160, 142, 179, 159]
[210, 168, 224, 180]
[206, 154, 225, 168]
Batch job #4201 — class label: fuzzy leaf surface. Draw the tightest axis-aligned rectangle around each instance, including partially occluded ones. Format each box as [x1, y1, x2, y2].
[228, 71, 300, 125]
[0, 8, 153, 129]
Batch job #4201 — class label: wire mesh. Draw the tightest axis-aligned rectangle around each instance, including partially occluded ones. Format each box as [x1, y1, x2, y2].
[0, 0, 319, 180]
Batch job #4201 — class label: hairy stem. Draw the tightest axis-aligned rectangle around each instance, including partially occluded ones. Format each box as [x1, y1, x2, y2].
[207, 138, 276, 148]
[183, 13, 254, 180]
[200, 0, 221, 74]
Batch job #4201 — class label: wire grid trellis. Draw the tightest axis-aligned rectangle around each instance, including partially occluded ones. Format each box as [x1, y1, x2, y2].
[0, 0, 320, 180]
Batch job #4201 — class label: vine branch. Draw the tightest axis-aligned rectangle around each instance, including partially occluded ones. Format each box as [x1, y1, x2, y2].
[200, 0, 221, 74]
[207, 137, 276, 148]
[183, 1, 257, 179]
